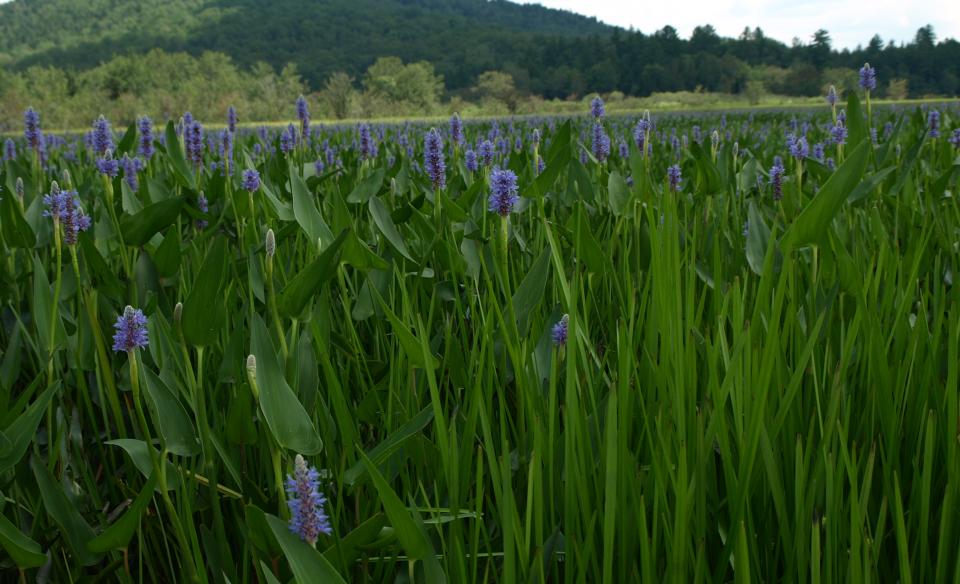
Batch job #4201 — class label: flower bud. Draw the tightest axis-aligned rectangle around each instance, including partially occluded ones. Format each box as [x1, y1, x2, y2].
[174, 302, 183, 323]
[266, 229, 276, 258]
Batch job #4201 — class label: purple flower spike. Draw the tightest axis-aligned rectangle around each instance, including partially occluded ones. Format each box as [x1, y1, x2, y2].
[24, 107, 42, 150]
[770, 156, 785, 201]
[487, 168, 519, 217]
[242, 169, 261, 192]
[112, 306, 149, 353]
[859, 63, 877, 91]
[286, 454, 332, 546]
[92, 115, 114, 156]
[667, 164, 682, 192]
[552, 314, 569, 347]
[424, 128, 446, 191]
[138, 116, 155, 160]
[590, 96, 605, 119]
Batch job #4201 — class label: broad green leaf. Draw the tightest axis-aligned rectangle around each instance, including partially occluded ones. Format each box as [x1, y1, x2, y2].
[323, 513, 389, 567]
[105, 439, 181, 490]
[780, 140, 870, 250]
[0, 189, 36, 248]
[607, 170, 630, 216]
[250, 315, 323, 454]
[845, 93, 867, 148]
[745, 201, 772, 276]
[511, 246, 551, 335]
[277, 229, 348, 318]
[369, 196, 413, 261]
[373, 289, 439, 370]
[152, 228, 182, 277]
[347, 168, 385, 204]
[0, 382, 59, 473]
[120, 198, 184, 247]
[182, 237, 228, 345]
[265, 514, 347, 584]
[30, 456, 101, 566]
[164, 120, 196, 189]
[291, 164, 334, 246]
[0, 512, 47, 568]
[87, 474, 158, 553]
[142, 368, 199, 456]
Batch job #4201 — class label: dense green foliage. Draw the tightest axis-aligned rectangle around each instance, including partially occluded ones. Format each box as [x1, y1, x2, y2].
[1, 94, 959, 582]
[1, 0, 958, 102]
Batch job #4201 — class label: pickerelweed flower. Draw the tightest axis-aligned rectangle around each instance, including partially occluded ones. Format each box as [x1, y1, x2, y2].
[112, 306, 149, 352]
[770, 156, 785, 201]
[286, 454, 332, 546]
[24, 107, 42, 150]
[92, 115, 114, 156]
[424, 128, 446, 191]
[592, 122, 610, 162]
[186, 121, 204, 166]
[813, 142, 825, 162]
[3, 138, 14, 161]
[859, 63, 877, 91]
[826, 158, 836, 170]
[279, 125, 296, 154]
[42, 183, 67, 220]
[296, 95, 310, 137]
[227, 106, 238, 134]
[928, 110, 940, 138]
[315, 158, 325, 175]
[138, 116, 154, 160]
[196, 193, 209, 230]
[96, 151, 120, 178]
[220, 131, 234, 175]
[465, 149, 478, 172]
[450, 113, 464, 146]
[633, 119, 648, 151]
[537, 155, 545, 175]
[831, 122, 847, 145]
[667, 164, 682, 192]
[590, 96, 605, 119]
[121, 154, 143, 192]
[618, 139, 629, 159]
[827, 85, 838, 107]
[60, 194, 92, 246]
[242, 169, 261, 192]
[488, 168, 520, 217]
[950, 128, 960, 149]
[479, 140, 495, 167]
[359, 124, 374, 160]
[552, 314, 569, 347]
[789, 135, 809, 160]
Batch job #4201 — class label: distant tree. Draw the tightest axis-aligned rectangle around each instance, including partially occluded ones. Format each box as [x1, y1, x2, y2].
[321, 72, 356, 119]
[363, 57, 444, 112]
[473, 70, 519, 112]
[810, 29, 831, 68]
[886, 78, 909, 100]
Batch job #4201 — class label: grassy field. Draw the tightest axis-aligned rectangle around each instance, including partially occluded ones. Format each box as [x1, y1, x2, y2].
[1, 95, 959, 582]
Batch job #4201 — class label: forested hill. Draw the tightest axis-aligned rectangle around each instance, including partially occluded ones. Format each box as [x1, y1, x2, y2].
[0, 0, 610, 88]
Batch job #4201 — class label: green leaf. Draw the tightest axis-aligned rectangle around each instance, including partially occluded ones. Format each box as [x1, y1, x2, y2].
[0, 383, 59, 473]
[369, 196, 413, 261]
[745, 201, 772, 276]
[164, 120, 196, 189]
[142, 368, 200, 456]
[511, 246, 551, 335]
[845, 93, 867, 147]
[87, 473, 158, 553]
[250, 315, 323, 454]
[0, 189, 36, 248]
[30, 456, 101, 566]
[607, 171, 631, 216]
[120, 198, 184, 247]
[323, 513, 389, 567]
[265, 514, 348, 584]
[344, 405, 434, 485]
[0, 512, 47, 568]
[152, 228, 182, 278]
[347, 168, 385, 204]
[182, 237, 228, 345]
[291, 165, 334, 246]
[105, 439, 181, 490]
[780, 140, 870, 250]
[373, 289, 439, 370]
[277, 229, 348, 319]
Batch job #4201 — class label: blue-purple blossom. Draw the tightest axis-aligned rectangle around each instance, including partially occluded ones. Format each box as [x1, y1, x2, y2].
[450, 113, 464, 146]
[479, 140, 495, 167]
[296, 95, 310, 137]
[552, 314, 569, 347]
[315, 158, 325, 175]
[537, 155, 545, 175]
[186, 121, 204, 166]
[92, 115, 114, 156]
[465, 149, 478, 172]
[424, 128, 446, 191]
[789, 135, 809, 160]
[138, 116, 154, 160]
[242, 169, 261, 192]
[827, 85, 838, 107]
[928, 110, 940, 138]
[121, 154, 143, 191]
[280, 125, 296, 154]
[44, 186, 91, 245]
[359, 124, 374, 160]
[950, 129, 960, 149]
[286, 454, 332, 546]
[859, 63, 877, 91]
[633, 119, 648, 151]
[813, 142, 825, 162]
[667, 164, 682, 192]
[24, 107, 42, 150]
[227, 106, 238, 134]
[96, 152, 120, 178]
[196, 193, 209, 230]
[770, 156, 785, 201]
[488, 168, 519, 217]
[592, 122, 610, 162]
[590, 97, 605, 119]
[831, 122, 847, 145]
[618, 139, 629, 159]
[3, 138, 15, 161]
[112, 306, 149, 352]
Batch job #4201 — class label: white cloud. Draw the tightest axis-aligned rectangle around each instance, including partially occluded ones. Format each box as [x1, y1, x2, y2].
[514, 0, 959, 50]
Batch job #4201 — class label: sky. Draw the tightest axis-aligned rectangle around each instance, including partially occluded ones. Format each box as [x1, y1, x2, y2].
[514, 0, 959, 50]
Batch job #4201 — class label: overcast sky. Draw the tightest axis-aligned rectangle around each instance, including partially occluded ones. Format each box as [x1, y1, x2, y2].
[515, 0, 958, 50]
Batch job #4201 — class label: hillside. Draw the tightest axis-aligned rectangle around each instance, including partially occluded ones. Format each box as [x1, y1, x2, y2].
[0, 0, 611, 89]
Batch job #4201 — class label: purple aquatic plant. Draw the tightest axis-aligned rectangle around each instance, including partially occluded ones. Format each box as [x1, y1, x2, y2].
[488, 168, 519, 217]
[424, 128, 446, 191]
[286, 454, 332, 546]
[112, 306, 149, 352]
